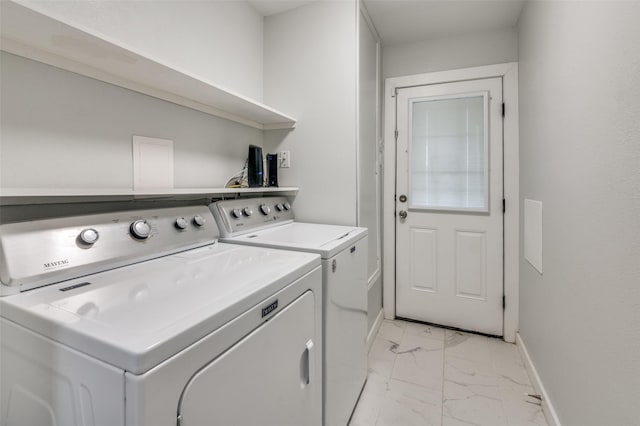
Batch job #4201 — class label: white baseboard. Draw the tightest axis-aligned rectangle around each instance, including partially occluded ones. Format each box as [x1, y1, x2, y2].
[367, 308, 384, 352]
[516, 332, 562, 426]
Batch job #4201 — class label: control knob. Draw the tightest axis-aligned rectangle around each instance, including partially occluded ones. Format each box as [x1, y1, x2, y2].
[243, 207, 253, 217]
[275, 203, 283, 211]
[79, 228, 99, 245]
[175, 217, 188, 230]
[283, 202, 291, 211]
[193, 215, 206, 227]
[130, 220, 151, 239]
[259, 204, 271, 215]
[231, 208, 242, 219]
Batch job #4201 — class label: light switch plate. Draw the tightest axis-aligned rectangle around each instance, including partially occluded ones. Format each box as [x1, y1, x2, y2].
[278, 151, 290, 168]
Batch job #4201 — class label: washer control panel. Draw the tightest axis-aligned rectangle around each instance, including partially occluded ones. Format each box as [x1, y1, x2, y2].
[0, 205, 218, 295]
[210, 197, 295, 237]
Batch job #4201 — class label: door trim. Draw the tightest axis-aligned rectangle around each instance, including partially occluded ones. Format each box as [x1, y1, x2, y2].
[383, 62, 519, 342]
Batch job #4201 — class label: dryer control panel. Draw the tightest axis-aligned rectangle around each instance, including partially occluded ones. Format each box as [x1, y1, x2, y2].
[0, 206, 217, 295]
[211, 197, 295, 238]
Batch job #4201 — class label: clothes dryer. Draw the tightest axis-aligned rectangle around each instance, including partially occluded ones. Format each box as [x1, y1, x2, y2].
[211, 197, 368, 426]
[0, 205, 322, 426]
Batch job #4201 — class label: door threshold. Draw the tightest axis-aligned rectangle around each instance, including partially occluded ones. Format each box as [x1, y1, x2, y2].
[395, 316, 503, 340]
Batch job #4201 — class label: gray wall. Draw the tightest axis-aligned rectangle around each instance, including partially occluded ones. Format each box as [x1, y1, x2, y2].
[0, 1, 266, 192]
[518, 2, 640, 425]
[263, 1, 358, 226]
[382, 27, 518, 78]
[263, 0, 383, 338]
[21, 0, 265, 100]
[0, 52, 260, 191]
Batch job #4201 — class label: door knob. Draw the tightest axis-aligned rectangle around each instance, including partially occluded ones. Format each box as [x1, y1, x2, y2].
[398, 210, 407, 219]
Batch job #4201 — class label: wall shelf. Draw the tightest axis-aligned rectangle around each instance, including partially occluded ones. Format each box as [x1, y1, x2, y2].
[0, 1, 296, 130]
[0, 187, 299, 206]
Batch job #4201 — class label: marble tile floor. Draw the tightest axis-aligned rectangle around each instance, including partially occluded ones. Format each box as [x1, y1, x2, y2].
[349, 319, 548, 426]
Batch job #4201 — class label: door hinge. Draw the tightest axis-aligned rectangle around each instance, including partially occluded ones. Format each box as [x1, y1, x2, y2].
[502, 102, 505, 117]
[503, 295, 506, 310]
[502, 198, 506, 213]
[394, 129, 398, 141]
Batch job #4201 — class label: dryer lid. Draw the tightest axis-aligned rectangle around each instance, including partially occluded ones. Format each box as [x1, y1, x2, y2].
[0, 243, 320, 374]
[223, 222, 368, 259]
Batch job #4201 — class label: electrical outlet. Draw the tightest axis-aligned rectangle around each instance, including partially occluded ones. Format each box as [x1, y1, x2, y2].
[279, 151, 291, 168]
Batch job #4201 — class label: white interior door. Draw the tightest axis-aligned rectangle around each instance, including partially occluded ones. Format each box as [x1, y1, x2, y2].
[395, 77, 504, 335]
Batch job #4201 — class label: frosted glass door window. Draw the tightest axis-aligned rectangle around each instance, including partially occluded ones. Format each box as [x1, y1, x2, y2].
[409, 93, 489, 212]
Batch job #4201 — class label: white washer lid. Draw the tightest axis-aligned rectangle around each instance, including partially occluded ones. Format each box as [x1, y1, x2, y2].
[0, 243, 320, 374]
[222, 222, 368, 259]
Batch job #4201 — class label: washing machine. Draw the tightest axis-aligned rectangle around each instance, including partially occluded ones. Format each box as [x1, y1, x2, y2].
[211, 196, 368, 426]
[0, 204, 322, 426]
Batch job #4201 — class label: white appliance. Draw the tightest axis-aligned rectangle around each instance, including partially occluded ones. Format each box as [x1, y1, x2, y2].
[211, 196, 368, 426]
[0, 205, 322, 426]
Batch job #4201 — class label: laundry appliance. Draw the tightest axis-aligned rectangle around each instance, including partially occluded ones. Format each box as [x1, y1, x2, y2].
[0, 205, 322, 426]
[211, 196, 368, 426]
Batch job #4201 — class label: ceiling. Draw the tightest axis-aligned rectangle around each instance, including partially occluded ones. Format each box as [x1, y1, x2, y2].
[247, 0, 317, 16]
[248, 0, 525, 46]
[364, 0, 525, 46]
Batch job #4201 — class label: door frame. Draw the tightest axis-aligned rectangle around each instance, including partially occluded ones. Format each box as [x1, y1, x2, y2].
[383, 63, 519, 342]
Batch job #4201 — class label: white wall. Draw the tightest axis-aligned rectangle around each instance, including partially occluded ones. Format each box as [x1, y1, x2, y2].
[20, 0, 264, 101]
[0, 52, 260, 190]
[383, 27, 518, 78]
[518, 2, 640, 425]
[0, 1, 266, 191]
[263, 1, 358, 225]
[263, 1, 383, 338]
